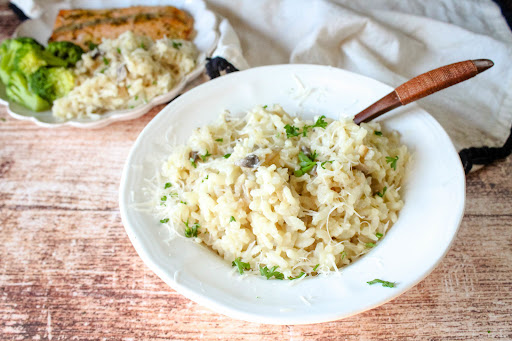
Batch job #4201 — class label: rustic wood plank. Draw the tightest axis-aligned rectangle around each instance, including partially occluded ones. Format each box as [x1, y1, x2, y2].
[0, 1, 511, 339]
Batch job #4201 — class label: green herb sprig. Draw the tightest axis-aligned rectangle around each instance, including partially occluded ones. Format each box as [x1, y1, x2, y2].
[232, 257, 250, 274]
[294, 150, 318, 177]
[386, 156, 399, 170]
[377, 186, 387, 197]
[183, 220, 200, 238]
[367, 279, 396, 288]
[259, 265, 284, 280]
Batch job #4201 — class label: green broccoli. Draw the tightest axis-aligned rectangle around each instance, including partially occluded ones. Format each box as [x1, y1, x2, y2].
[46, 41, 84, 66]
[13, 37, 44, 49]
[29, 66, 75, 103]
[0, 39, 27, 84]
[5, 71, 50, 111]
[14, 44, 67, 76]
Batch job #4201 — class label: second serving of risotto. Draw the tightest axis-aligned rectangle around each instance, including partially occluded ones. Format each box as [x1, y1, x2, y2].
[152, 105, 409, 280]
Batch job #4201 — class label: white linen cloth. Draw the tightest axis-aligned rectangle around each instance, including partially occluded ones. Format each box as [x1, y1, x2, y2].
[12, 0, 512, 151]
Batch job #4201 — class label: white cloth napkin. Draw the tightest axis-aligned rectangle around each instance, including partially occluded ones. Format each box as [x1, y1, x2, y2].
[12, 0, 512, 151]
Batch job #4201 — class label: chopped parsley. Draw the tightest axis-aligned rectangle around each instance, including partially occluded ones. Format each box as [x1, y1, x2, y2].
[340, 251, 346, 259]
[160, 218, 169, 223]
[232, 257, 250, 274]
[223, 153, 231, 159]
[100, 68, 106, 74]
[259, 265, 284, 280]
[140, 43, 146, 49]
[377, 186, 387, 197]
[202, 175, 209, 183]
[164, 182, 172, 189]
[302, 115, 328, 137]
[376, 232, 383, 239]
[284, 124, 301, 138]
[161, 195, 167, 202]
[88, 42, 98, 50]
[289, 272, 306, 280]
[102, 57, 109, 65]
[312, 264, 320, 272]
[385, 155, 399, 170]
[263, 105, 268, 109]
[320, 160, 334, 169]
[180, 201, 187, 205]
[366, 242, 376, 248]
[294, 150, 318, 177]
[215, 138, 223, 142]
[172, 41, 182, 49]
[230, 216, 236, 222]
[183, 220, 200, 238]
[200, 150, 212, 161]
[374, 131, 383, 136]
[190, 158, 197, 168]
[116, 48, 121, 54]
[285, 116, 329, 138]
[367, 279, 396, 288]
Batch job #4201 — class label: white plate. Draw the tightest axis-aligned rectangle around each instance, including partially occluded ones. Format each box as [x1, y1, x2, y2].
[119, 64, 465, 324]
[0, 0, 218, 128]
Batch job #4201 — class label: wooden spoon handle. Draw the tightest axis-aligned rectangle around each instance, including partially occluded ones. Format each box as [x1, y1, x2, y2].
[353, 59, 494, 124]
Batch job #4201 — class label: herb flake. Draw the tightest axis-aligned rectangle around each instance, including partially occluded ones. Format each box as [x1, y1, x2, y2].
[215, 138, 223, 142]
[366, 242, 376, 248]
[183, 220, 199, 238]
[376, 232, 383, 239]
[367, 279, 396, 288]
[259, 265, 284, 280]
[374, 131, 383, 136]
[230, 216, 236, 222]
[164, 182, 171, 189]
[232, 257, 250, 274]
[223, 153, 231, 159]
[377, 186, 387, 197]
[385, 156, 399, 170]
[289, 272, 306, 280]
[160, 218, 169, 223]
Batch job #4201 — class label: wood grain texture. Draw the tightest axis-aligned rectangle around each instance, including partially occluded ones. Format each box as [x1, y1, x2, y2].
[1, 2, 512, 340]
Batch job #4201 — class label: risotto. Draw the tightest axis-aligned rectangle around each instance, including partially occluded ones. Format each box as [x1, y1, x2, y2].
[154, 105, 409, 279]
[52, 31, 198, 119]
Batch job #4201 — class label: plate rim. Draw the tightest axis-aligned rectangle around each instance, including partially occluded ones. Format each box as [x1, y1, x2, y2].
[119, 63, 466, 324]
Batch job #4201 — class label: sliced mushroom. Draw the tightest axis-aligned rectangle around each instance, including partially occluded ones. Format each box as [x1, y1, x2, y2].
[116, 64, 127, 83]
[300, 146, 312, 158]
[235, 154, 260, 168]
[189, 151, 200, 163]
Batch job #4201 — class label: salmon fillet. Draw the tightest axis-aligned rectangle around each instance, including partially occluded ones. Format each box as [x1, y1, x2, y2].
[49, 6, 194, 50]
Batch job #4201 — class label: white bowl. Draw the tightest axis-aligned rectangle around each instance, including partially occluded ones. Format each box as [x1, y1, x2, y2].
[119, 64, 465, 324]
[0, 0, 218, 128]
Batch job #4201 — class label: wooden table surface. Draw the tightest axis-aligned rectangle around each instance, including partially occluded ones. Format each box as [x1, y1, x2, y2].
[1, 2, 511, 340]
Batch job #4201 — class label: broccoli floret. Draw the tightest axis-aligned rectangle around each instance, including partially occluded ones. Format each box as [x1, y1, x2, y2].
[6, 71, 50, 111]
[29, 66, 75, 103]
[13, 37, 44, 49]
[0, 39, 27, 84]
[14, 44, 67, 76]
[46, 41, 84, 66]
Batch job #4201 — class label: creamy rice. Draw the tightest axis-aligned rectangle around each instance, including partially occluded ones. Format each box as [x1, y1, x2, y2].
[154, 105, 409, 279]
[52, 31, 198, 119]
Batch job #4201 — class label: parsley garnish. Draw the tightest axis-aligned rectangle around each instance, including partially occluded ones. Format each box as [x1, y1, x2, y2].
[140, 43, 146, 49]
[215, 138, 223, 142]
[190, 158, 197, 168]
[223, 154, 231, 159]
[294, 150, 318, 177]
[377, 186, 387, 197]
[312, 264, 320, 272]
[180, 201, 187, 205]
[88, 42, 98, 50]
[116, 48, 121, 54]
[103, 57, 109, 65]
[161, 195, 167, 202]
[100, 68, 106, 74]
[172, 41, 182, 49]
[134, 95, 139, 101]
[374, 131, 383, 136]
[376, 232, 383, 239]
[302, 115, 328, 137]
[200, 150, 212, 161]
[341, 251, 346, 259]
[232, 257, 250, 274]
[263, 105, 268, 109]
[367, 279, 396, 288]
[320, 160, 334, 169]
[385, 156, 399, 170]
[366, 242, 376, 248]
[230, 216, 236, 222]
[284, 124, 301, 138]
[202, 175, 209, 183]
[160, 218, 169, 223]
[289, 272, 306, 280]
[259, 265, 284, 280]
[183, 220, 199, 238]
[164, 182, 171, 189]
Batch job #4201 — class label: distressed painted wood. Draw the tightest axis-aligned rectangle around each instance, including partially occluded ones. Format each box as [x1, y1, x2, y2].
[0, 2, 511, 340]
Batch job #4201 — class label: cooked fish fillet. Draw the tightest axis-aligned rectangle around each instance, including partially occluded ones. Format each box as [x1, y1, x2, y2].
[49, 6, 194, 50]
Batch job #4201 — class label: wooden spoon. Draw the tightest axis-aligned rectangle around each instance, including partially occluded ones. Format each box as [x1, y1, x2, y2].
[353, 59, 494, 124]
